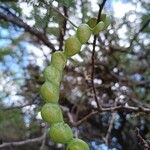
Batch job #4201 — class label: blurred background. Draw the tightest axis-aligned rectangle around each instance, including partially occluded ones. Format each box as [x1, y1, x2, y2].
[0, 0, 150, 149]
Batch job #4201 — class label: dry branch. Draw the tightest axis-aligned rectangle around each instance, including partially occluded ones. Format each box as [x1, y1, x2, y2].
[0, 134, 45, 148]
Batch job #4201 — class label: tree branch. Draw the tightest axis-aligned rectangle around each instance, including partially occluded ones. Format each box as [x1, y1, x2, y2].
[0, 134, 45, 148]
[104, 112, 116, 144]
[41, 0, 77, 28]
[2, 103, 35, 111]
[0, 11, 56, 51]
[104, 101, 117, 145]
[49, 4, 77, 28]
[70, 104, 150, 126]
[91, 0, 107, 111]
[129, 19, 150, 47]
[39, 127, 47, 150]
[135, 127, 150, 150]
[58, 6, 68, 50]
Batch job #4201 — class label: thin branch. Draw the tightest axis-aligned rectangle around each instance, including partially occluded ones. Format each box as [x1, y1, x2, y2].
[0, 5, 18, 18]
[41, 0, 77, 28]
[1, 103, 34, 111]
[129, 19, 150, 47]
[39, 127, 47, 150]
[91, 0, 107, 111]
[0, 134, 45, 148]
[70, 105, 150, 126]
[76, 111, 98, 126]
[108, 18, 150, 54]
[104, 101, 117, 144]
[135, 128, 150, 150]
[104, 112, 116, 144]
[101, 105, 150, 113]
[58, 6, 68, 50]
[0, 10, 56, 51]
[49, 5, 77, 28]
[68, 111, 97, 126]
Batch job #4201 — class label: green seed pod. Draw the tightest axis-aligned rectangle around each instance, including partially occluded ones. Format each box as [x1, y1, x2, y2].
[40, 81, 59, 103]
[67, 138, 89, 150]
[41, 103, 63, 124]
[49, 122, 73, 144]
[86, 17, 97, 29]
[44, 65, 62, 86]
[76, 24, 92, 44]
[51, 51, 67, 71]
[93, 21, 105, 35]
[64, 35, 81, 57]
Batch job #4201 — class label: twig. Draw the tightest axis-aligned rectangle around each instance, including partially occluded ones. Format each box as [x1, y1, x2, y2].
[104, 101, 117, 144]
[68, 111, 98, 126]
[41, 0, 77, 28]
[2, 103, 34, 110]
[0, 125, 48, 149]
[58, 6, 68, 50]
[104, 112, 116, 145]
[49, 5, 77, 28]
[135, 128, 150, 150]
[69, 105, 150, 126]
[39, 127, 47, 150]
[0, 134, 45, 148]
[91, 0, 107, 111]
[101, 105, 150, 113]
[129, 19, 150, 48]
